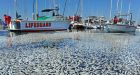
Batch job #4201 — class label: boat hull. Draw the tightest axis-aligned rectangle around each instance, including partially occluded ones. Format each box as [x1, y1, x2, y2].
[106, 24, 136, 33]
[9, 20, 70, 32]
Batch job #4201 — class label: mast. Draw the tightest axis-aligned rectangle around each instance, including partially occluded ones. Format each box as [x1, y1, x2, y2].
[53, 0, 59, 16]
[32, 0, 35, 20]
[8, 0, 11, 16]
[80, 0, 83, 18]
[110, 0, 112, 19]
[14, 0, 17, 19]
[63, 0, 68, 16]
[53, 0, 56, 8]
[128, 0, 131, 13]
[116, 0, 120, 13]
[130, 13, 132, 25]
[120, 0, 123, 15]
[127, 0, 131, 19]
[36, 0, 38, 20]
[76, 0, 82, 17]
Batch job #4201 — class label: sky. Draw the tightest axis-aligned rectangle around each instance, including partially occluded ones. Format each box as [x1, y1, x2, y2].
[0, 0, 140, 23]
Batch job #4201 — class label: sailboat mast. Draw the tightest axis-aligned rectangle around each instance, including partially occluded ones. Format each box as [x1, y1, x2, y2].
[7, 1, 10, 16]
[32, 0, 35, 20]
[128, 0, 131, 13]
[110, 0, 112, 19]
[36, 0, 38, 20]
[116, 0, 120, 13]
[80, 0, 83, 18]
[63, 0, 68, 16]
[53, 0, 56, 8]
[14, 0, 17, 19]
[120, 0, 123, 15]
[53, 0, 59, 16]
[127, 0, 131, 19]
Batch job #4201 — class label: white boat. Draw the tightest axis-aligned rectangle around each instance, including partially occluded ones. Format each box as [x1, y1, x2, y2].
[8, 0, 70, 32]
[106, 24, 136, 32]
[137, 25, 140, 29]
[85, 16, 107, 29]
[9, 16, 70, 32]
[106, 13, 136, 33]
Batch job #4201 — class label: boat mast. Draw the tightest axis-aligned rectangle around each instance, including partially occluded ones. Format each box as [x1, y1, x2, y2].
[32, 0, 35, 20]
[128, 0, 131, 13]
[36, 0, 38, 20]
[14, 0, 17, 19]
[128, 0, 132, 25]
[127, 0, 131, 19]
[8, 0, 11, 16]
[120, 0, 123, 15]
[110, 0, 112, 19]
[129, 13, 132, 25]
[53, 0, 59, 16]
[63, 0, 68, 16]
[116, 0, 120, 14]
[80, 0, 83, 18]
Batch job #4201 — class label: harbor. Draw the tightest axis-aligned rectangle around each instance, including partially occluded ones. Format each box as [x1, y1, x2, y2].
[0, 0, 140, 75]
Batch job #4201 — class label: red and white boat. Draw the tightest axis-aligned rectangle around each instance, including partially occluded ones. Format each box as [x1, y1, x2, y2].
[8, 1, 70, 32]
[9, 17, 70, 32]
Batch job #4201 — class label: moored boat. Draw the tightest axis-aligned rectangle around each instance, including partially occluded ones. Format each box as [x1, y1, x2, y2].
[85, 16, 107, 29]
[106, 13, 136, 33]
[8, 0, 70, 32]
[9, 16, 70, 32]
[106, 24, 136, 33]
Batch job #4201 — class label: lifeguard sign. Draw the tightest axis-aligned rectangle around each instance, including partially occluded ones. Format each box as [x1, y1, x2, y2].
[25, 22, 51, 28]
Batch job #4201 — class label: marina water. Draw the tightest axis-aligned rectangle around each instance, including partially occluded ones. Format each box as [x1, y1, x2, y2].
[0, 29, 140, 74]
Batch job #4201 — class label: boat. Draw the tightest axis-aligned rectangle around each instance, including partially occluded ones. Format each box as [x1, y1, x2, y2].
[106, 24, 136, 33]
[105, 0, 136, 33]
[68, 0, 86, 31]
[85, 16, 107, 29]
[105, 13, 136, 33]
[137, 24, 140, 29]
[8, 0, 70, 32]
[69, 15, 85, 30]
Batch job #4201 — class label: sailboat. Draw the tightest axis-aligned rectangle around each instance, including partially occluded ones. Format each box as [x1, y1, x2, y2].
[106, 0, 136, 33]
[8, 0, 70, 32]
[69, 0, 86, 30]
[106, 13, 136, 32]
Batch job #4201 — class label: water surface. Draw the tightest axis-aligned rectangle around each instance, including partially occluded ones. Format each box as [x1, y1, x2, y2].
[0, 29, 139, 75]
